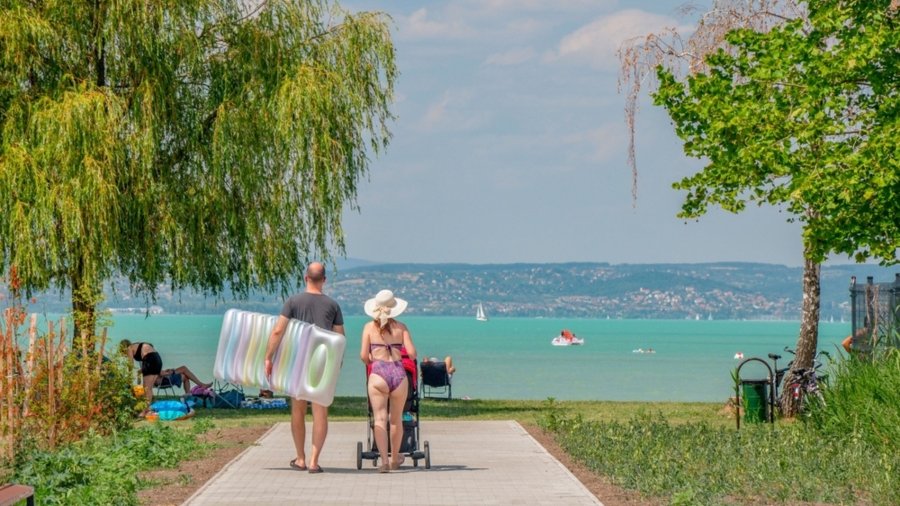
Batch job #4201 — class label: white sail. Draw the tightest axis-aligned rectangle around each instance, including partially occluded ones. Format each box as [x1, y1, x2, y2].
[476, 303, 488, 321]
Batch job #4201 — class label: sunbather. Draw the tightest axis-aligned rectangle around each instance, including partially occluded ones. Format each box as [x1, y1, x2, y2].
[119, 339, 211, 412]
[422, 355, 455, 375]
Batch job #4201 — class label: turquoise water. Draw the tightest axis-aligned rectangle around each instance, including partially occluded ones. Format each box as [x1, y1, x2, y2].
[70, 315, 849, 403]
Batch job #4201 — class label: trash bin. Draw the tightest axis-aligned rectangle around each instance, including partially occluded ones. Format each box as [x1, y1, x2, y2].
[741, 379, 768, 423]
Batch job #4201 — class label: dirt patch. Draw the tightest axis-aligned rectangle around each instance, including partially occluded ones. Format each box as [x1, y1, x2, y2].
[138, 425, 270, 506]
[139, 423, 659, 506]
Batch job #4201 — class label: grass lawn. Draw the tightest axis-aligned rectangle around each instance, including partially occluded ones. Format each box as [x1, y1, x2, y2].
[171, 395, 732, 429]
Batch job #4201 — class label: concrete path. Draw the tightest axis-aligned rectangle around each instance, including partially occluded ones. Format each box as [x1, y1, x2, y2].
[184, 421, 603, 505]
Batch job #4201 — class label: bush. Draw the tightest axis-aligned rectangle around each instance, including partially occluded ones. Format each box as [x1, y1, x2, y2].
[20, 351, 137, 452]
[13, 421, 211, 505]
[805, 348, 900, 450]
[2, 298, 141, 467]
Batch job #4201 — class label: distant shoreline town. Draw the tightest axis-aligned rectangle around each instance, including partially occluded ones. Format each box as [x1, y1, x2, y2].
[107, 306, 164, 315]
[8, 261, 895, 321]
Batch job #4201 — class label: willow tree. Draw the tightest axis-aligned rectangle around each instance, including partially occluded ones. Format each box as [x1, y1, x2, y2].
[0, 0, 396, 338]
[621, 0, 899, 415]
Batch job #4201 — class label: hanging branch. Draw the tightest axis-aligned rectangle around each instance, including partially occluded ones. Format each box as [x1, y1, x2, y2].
[617, 0, 807, 201]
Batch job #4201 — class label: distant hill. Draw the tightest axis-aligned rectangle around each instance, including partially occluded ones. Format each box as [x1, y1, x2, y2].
[325, 262, 897, 320]
[5, 262, 898, 320]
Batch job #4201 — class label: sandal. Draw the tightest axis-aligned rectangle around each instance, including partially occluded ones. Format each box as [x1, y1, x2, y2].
[289, 458, 308, 471]
[308, 465, 324, 474]
[378, 464, 390, 473]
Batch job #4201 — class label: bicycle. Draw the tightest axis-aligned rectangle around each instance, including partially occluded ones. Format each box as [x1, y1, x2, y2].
[766, 347, 829, 416]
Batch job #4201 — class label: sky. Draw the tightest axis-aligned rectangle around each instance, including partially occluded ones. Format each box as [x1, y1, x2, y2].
[336, 0, 845, 267]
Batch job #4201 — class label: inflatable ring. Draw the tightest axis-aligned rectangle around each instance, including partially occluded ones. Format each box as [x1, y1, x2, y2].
[149, 400, 195, 421]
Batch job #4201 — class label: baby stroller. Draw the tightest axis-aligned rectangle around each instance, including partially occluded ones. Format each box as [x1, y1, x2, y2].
[357, 357, 431, 469]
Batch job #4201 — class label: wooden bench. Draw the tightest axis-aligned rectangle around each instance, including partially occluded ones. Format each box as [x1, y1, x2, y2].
[0, 484, 34, 506]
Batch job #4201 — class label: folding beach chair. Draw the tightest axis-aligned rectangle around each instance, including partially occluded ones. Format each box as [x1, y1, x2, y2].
[154, 371, 181, 398]
[420, 361, 452, 400]
[212, 379, 245, 408]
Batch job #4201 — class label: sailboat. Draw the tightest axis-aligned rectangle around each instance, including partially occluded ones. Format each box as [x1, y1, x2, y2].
[476, 303, 488, 321]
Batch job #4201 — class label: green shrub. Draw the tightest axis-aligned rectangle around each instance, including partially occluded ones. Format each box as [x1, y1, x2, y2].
[16, 349, 139, 459]
[805, 348, 900, 450]
[13, 421, 211, 505]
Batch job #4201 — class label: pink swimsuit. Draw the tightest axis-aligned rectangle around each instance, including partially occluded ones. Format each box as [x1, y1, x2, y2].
[370, 343, 406, 392]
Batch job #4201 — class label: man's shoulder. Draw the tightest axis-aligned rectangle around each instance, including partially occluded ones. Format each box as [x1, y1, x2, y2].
[290, 292, 340, 306]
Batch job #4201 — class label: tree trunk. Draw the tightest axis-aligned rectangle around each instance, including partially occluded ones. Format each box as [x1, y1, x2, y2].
[780, 255, 821, 416]
[71, 269, 97, 350]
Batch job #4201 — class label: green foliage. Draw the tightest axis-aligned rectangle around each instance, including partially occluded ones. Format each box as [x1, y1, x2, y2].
[13, 422, 211, 506]
[539, 352, 900, 504]
[11, 331, 138, 459]
[805, 348, 900, 450]
[0, 0, 397, 326]
[539, 409, 899, 505]
[1, 275, 139, 468]
[653, 1, 899, 265]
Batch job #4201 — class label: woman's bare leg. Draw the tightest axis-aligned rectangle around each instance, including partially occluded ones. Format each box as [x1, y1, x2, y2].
[367, 375, 391, 471]
[389, 377, 408, 469]
[141, 374, 157, 415]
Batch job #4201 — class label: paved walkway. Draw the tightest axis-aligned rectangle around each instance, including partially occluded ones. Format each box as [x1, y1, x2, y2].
[184, 421, 603, 505]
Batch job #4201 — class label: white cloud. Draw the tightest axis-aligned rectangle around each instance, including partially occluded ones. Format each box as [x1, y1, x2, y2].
[396, 1, 615, 42]
[504, 18, 547, 37]
[420, 91, 489, 132]
[399, 7, 473, 39]
[553, 9, 693, 70]
[584, 123, 627, 162]
[484, 47, 537, 66]
[422, 95, 451, 128]
[476, 0, 611, 13]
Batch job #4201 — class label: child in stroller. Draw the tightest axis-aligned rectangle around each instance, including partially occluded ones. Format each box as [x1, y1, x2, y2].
[357, 349, 430, 470]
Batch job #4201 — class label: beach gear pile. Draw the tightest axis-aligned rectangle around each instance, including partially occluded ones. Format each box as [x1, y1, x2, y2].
[241, 397, 288, 409]
[213, 309, 346, 406]
[149, 400, 195, 421]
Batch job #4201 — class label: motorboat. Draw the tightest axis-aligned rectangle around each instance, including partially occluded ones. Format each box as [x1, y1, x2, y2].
[552, 329, 583, 346]
[552, 336, 584, 346]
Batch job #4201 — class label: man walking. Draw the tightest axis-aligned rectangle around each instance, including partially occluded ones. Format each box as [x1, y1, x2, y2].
[265, 262, 345, 473]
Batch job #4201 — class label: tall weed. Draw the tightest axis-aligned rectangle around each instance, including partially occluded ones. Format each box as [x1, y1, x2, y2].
[805, 348, 900, 450]
[1, 268, 140, 468]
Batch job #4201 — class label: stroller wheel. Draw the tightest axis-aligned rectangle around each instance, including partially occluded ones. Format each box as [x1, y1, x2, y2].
[413, 457, 418, 468]
[356, 442, 362, 470]
[372, 456, 379, 467]
[424, 441, 431, 469]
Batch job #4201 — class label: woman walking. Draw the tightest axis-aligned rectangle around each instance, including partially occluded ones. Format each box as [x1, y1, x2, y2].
[360, 289, 416, 472]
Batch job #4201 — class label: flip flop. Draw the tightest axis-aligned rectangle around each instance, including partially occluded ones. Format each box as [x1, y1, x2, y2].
[308, 466, 324, 474]
[289, 459, 308, 471]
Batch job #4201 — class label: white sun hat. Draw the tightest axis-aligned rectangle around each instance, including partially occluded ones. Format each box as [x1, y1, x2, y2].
[364, 289, 408, 325]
